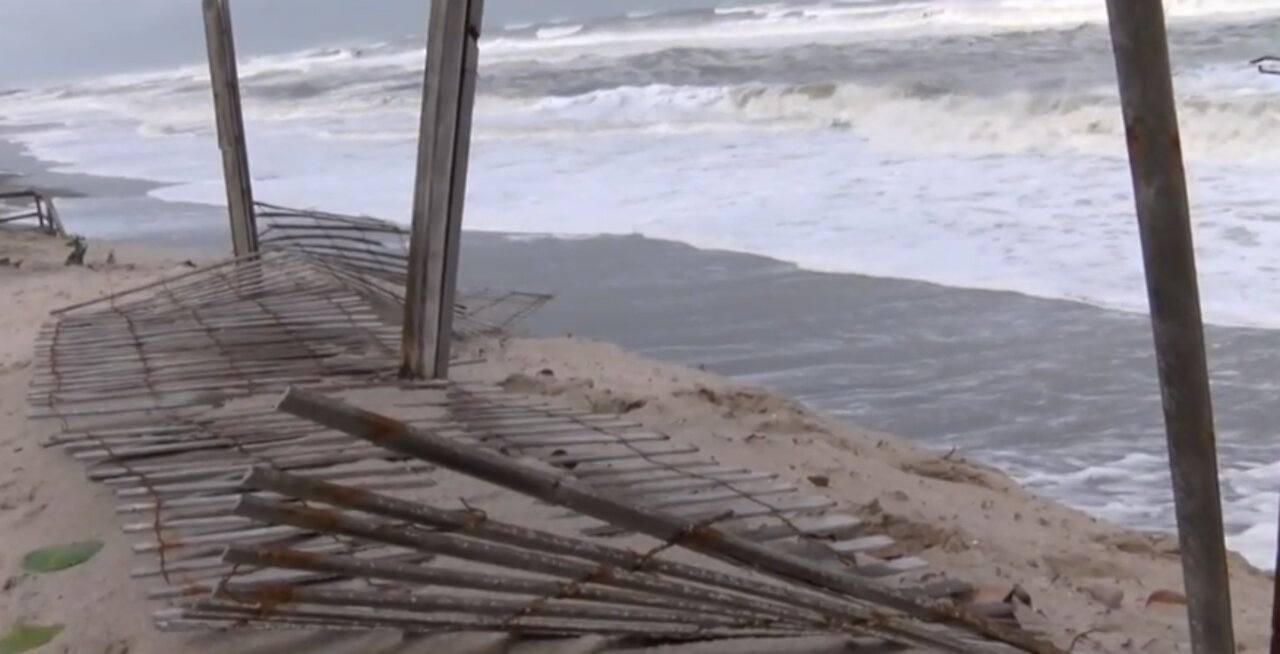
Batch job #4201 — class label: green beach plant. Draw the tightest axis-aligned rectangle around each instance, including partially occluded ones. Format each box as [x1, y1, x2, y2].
[0, 624, 64, 654]
[21, 541, 103, 574]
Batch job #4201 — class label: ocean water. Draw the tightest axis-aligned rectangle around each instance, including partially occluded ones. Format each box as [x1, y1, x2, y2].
[4, 0, 1280, 567]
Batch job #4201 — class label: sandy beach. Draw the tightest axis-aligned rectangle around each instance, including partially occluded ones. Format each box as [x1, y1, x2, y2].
[0, 220, 1274, 654]
[7, 0, 1280, 650]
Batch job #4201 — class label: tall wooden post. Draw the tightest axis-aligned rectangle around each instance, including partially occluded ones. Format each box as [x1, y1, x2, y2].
[203, 0, 258, 257]
[1104, 3, 1236, 653]
[402, 0, 484, 379]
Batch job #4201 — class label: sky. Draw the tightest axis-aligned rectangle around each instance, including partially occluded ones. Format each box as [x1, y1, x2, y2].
[0, 0, 740, 86]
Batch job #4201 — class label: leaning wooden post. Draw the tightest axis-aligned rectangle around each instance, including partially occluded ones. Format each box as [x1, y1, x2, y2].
[34, 194, 48, 233]
[402, 0, 485, 380]
[1104, 3, 1236, 653]
[202, 0, 258, 257]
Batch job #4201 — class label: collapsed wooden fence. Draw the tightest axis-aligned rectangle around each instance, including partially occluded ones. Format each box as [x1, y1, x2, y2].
[30, 206, 549, 428]
[25, 228, 1067, 652]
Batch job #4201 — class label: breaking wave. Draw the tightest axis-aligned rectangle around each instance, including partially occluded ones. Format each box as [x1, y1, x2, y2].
[10, 66, 1280, 165]
[477, 79, 1280, 163]
[481, 0, 1280, 61]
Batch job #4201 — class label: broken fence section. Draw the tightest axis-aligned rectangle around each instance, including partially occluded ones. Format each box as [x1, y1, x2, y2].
[24, 227, 1062, 651]
[29, 250, 402, 427]
[255, 201, 552, 340]
[0, 189, 67, 237]
[169, 467, 835, 642]
[38, 378, 1057, 652]
[257, 387, 1058, 654]
[29, 246, 548, 427]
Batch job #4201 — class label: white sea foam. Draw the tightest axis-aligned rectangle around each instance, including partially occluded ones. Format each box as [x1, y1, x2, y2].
[535, 24, 585, 40]
[28, 58, 1275, 168]
[69, 122, 1272, 337]
[999, 448, 1280, 569]
[476, 80, 1280, 164]
[480, 0, 1280, 62]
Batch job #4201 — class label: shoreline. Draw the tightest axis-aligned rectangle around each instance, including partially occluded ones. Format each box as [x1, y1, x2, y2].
[2, 128, 1274, 329]
[0, 133, 165, 199]
[0, 136, 230, 249]
[0, 224, 1273, 653]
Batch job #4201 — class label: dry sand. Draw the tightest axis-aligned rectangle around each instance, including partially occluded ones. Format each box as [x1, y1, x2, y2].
[0, 226, 1274, 653]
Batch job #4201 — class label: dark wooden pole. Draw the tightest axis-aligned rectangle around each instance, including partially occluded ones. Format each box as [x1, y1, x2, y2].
[1104, 2, 1235, 653]
[402, 0, 485, 379]
[202, 0, 258, 257]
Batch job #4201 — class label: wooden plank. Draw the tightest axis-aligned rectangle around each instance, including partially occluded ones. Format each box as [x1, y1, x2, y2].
[78, 431, 400, 464]
[666, 493, 835, 521]
[480, 432, 670, 449]
[850, 557, 930, 579]
[146, 549, 434, 601]
[544, 445, 701, 467]
[113, 464, 434, 499]
[571, 461, 723, 480]
[829, 536, 896, 554]
[131, 539, 358, 579]
[162, 607, 801, 640]
[95, 446, 400, 483]
[32, 309, 383, 350]
[429, 0, 484, 378]
[632, 482, 798, 511]
[132, 524, 303, 554]
[43, 195, 67, 237]
[598, 471, 776, 493]
[462, 414, 640, 431]
[583, 494, 837, 538]
[221, 547, 780, 625]
[402, 0, 485, 380]
[209, 583, 765, 628]
[202, 0, 257, 256]
[74, 425, 306, 455]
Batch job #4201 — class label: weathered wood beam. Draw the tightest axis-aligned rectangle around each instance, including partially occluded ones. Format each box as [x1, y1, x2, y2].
[1104, 3, 1236, 654]
[202, 0, 258, 256]
[402, 0, 485, 380]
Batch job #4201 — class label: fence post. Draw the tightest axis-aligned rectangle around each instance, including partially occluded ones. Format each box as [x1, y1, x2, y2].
[1104, 2, 1236, 653]
[34, 193, 48, 233]
[402, 0, 485, 380]
[202, 0, 258, 257]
